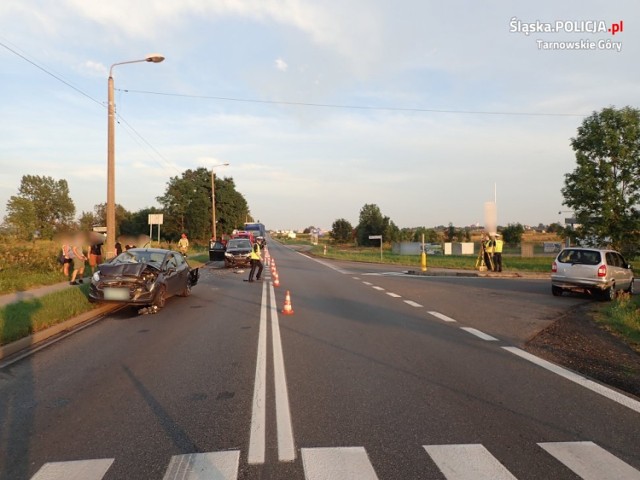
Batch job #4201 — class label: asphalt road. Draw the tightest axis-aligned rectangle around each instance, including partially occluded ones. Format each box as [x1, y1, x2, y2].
[1, 241, 639, 479]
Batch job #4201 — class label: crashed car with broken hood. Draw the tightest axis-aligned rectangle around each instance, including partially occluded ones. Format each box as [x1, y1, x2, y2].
[88, 248, 199, 311]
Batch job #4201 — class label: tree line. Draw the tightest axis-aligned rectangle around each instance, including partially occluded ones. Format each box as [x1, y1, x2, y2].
[2, 167, 251, 243]
[331, 106, 640, 257]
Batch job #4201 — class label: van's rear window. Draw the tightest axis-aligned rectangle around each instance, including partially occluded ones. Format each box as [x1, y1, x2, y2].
[557, 249, 601, 265]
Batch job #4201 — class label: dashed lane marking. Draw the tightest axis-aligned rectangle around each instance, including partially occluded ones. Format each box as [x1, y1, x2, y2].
[386, 292, 402, 298]
[460, 327, 499, 342]
[404, 300, 423, 308]
[428, 311, 457, 322]
[372, 286, 385, 291]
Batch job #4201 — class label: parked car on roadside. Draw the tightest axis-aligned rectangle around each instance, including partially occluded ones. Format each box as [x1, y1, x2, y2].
[224, 238, 253, 268]
[88, 248, 199, 311]
[551, 247, 634, 300]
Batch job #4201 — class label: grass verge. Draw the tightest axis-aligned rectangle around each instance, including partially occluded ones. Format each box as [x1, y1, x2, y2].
[0, 284, 96, 346]
[596, 292, 640, 353]
[0, 268, 68, 295]
[306, 245, 553, 272]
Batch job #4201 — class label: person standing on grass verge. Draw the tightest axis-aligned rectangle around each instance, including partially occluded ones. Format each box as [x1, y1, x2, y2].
[60, 240, 72, 278]
[69, 239, 86, 285]
[88, 235, 103, 274]
[178, 233, 189, 257]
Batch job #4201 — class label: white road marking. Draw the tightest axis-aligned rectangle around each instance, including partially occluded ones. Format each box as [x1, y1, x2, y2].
[404, 300, 423, 307]
[162, 451, 240, 480]
[539, 441, 640, 480]
[247, 282, 268, 464]
[428, 311, 457, 322]
[460, 327, 498, 341]
[424, 444, 517, 480]
[270, 284, 296, 462]
[302, 447, 379, 480]
[352, 277, 360, 280]
[386, 292, 401, 298]
[30, 459, 114, 480]
[503, 347, 640, 414]
[362, 281, 373, 286]
[372, 286, 385, 291]
[297, 253, 352, 274]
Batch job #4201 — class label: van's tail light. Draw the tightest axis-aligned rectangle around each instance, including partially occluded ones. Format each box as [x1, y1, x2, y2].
[552, 261, 557, 272]
[597, 265, 607, 277]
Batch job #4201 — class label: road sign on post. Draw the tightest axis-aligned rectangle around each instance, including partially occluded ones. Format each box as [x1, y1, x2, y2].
[369, 235, 383, 261]
[148, 214, 164, 246]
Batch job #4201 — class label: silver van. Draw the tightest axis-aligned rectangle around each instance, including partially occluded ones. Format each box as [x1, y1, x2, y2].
[551, 247, 634, 300]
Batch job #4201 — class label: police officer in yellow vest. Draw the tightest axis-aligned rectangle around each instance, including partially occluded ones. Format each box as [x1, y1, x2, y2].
[491, 234, 504, 272]
[248, 242, 263, 282]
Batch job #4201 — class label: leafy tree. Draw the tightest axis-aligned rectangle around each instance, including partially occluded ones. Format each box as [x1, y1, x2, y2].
[413, 227, 440, 243]
[78, 211, 98, 232]
[4, 175, 75, 239]
[444, 223, 456, 242]
[384, 219, 400, 243]
[120, 207, 163, 237]
[331, 218, 353, 243]
[92, 203, 131, 238]
[562, 106, 640, 256]
[356, 204, 391, 246]
[157, 168, 249, 241]
[501, 223, 524, 244]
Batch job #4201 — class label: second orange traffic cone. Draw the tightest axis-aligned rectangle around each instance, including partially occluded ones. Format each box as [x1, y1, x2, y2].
[273, 271, 280, 287]
[282, 290, 294, 315]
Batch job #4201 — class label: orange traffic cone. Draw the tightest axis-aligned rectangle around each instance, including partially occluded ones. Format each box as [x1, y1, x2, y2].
[273, 271, 280, 287]
[282, 290, 294, 315]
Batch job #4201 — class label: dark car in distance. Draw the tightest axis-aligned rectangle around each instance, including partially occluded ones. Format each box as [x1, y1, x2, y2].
[224, 238, 253, 268]
[88, 248, 199, 310]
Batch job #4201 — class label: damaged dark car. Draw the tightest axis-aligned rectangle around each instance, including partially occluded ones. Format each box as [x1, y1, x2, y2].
[88, 248, 199, 312]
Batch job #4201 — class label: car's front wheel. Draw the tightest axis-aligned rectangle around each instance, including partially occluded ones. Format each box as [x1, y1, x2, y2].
[179, 279, 191, 297]
[153, 284, 167, 309]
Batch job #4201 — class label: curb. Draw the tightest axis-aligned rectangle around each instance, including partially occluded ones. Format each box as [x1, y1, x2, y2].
[406, 269, 550, 279]
[0, 303, 120, 362]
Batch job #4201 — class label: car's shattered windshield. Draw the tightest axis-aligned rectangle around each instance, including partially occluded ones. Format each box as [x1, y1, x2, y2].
[111, 251, 165, 267]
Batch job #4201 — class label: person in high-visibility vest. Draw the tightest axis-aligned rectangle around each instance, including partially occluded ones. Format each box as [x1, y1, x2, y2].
[492, 234, 504, 272]
[482, 233, 493, 271]
[247, 242, 263, 282]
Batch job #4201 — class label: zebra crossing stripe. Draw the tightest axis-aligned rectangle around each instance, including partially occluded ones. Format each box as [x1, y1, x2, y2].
[30, 458, 114, 480]
[301, 447, 379, 480]
[162, 451, 240, 480]
[424, 444, 517, 480]
[539, 441, 640, 480]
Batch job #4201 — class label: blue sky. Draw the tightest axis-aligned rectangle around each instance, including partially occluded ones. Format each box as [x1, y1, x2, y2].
[1, 1, 638, 231]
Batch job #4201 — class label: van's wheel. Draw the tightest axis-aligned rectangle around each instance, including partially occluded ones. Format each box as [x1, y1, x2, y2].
[601, 286, 616, 301]
[625, 278, 634, 294]
[551, 286, 563, 297]
[153, 285, 167, 309]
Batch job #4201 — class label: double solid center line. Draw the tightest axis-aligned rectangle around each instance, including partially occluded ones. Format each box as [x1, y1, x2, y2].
[248, 281, 295, 464]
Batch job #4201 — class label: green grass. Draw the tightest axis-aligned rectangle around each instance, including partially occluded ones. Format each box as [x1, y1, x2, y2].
[0, 268, 69, 295]
[306, 245, 553, 272]
[0, 284, 96, 346]
[597, 293, 640, 351]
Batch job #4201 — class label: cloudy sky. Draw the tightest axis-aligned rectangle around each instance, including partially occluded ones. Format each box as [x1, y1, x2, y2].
[1, 1, 637, 231]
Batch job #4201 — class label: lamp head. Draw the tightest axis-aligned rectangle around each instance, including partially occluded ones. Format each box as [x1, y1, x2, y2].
[145, 54, 165, 63]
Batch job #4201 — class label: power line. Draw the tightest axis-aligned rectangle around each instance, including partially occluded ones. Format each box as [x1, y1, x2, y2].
[118, 88, 587, 118]
[1, 38, 180, 175]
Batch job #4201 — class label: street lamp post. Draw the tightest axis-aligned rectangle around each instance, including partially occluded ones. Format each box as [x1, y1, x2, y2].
[106, 53, 165, 259]
[211, 163, 230, 240]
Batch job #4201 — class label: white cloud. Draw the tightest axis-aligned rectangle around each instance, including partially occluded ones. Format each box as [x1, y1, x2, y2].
[275, 58, 288, 72]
